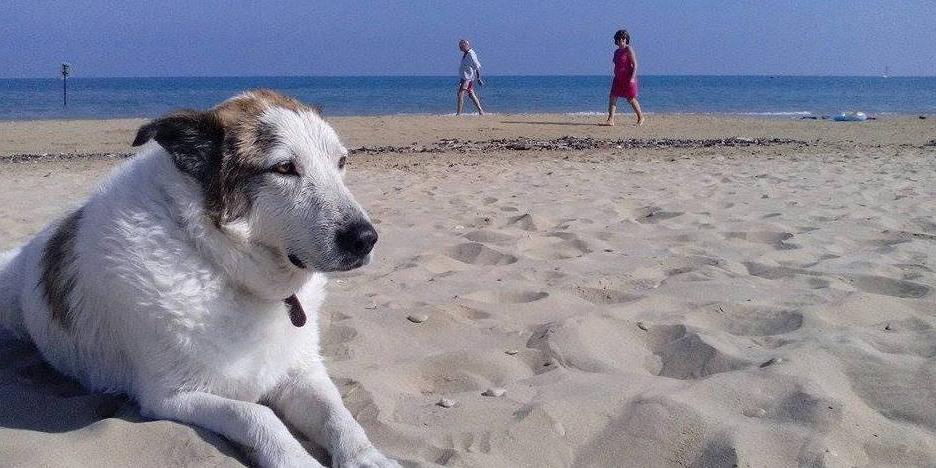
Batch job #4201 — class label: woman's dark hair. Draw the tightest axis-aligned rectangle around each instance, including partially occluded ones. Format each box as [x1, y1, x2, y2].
[614, 29, 630, 45]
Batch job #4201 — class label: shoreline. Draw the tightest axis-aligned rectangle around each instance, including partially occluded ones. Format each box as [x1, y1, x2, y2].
[2, 113, 934, 158]
[1, 109, 932, 124]
[0, 136, 811, 164]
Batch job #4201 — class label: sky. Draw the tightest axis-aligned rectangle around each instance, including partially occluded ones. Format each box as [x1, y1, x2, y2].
[3, 0, 935, 78]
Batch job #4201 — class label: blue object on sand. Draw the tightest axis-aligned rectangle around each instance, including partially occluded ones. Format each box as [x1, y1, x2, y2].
[833, 112, 868, 122]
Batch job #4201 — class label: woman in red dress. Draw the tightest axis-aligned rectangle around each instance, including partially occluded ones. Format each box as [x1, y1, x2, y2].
[606, 29, 645, 127]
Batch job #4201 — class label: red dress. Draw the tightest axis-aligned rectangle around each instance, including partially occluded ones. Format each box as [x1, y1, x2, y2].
[610, 47, 638, 99]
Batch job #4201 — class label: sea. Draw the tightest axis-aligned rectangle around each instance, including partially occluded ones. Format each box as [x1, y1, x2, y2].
[1, 75, 935, 121]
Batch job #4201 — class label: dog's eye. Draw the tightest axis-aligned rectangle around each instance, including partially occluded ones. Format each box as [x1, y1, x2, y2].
[271, 161, 298, 176]
[338, 156, 347, 170]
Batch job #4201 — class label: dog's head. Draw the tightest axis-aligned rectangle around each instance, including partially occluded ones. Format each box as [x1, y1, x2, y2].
[132, 89, 376, 273]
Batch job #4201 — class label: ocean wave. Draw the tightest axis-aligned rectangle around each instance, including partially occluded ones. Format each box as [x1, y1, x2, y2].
[439, 112, 498, 117]
[735, 111, 813, 116]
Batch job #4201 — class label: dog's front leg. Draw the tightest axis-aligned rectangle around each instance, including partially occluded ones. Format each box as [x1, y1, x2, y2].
[267, 362, 400, 468]
[141, 391, 323, 468]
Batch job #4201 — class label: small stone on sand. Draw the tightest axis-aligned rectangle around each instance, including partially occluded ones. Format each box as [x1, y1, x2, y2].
[743, 407, 768, 418]
[505, 349, 519, 355]
[482, 387, 506, 397]
[759, 357, 783, 368]
[407, 314, 429, 323]
[636, 321, 650, 331]
[553, 421, 566, 436]
[437, 398, 456, 408]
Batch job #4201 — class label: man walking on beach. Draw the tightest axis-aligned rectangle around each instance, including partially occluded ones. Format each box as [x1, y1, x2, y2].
[456, 39, 485, 116]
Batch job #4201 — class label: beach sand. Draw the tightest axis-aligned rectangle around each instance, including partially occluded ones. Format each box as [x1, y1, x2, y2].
[2, 114, 936, 467]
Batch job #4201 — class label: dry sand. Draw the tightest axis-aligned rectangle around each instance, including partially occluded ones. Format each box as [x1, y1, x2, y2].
[2, 114, 936, 467]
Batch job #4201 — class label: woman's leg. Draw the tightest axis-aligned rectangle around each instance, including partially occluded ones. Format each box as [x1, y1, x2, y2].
[628, 97, 645, 126]
[468, 90, 485, 115]
[606, 95, 617, 125]
[456, 89, 465, 115]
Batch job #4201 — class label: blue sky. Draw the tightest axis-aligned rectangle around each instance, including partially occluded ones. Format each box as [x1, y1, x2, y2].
[3, 1, 934, 78]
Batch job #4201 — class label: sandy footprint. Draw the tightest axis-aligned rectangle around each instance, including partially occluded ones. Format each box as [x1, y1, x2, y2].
[554, 217, 595, 230]
[745, 262, 930, 298]
[444, 242, 518, 266]
[321, 324, 359, 361]
[634, 206, 684, 224]
[421, 254, 470, 274]
[894, 263, 932, 281]
[526, 315, 657, 374]
[565, 286, 642, 305]
[519, 234, 591, 261]
[503, 213, 538, 231]
[743, 262, 818, 280]
[841, 274, 930, 299]
[396, 351, 535, 394]
[463, 290, 549, 304]
[657, 256, 727, 282]
[573, 396, 709, 467]
[723, 231, 799, 250]
[689, 303, 804, 336]
[463, 229, 516, 245]
[866, 326, 936, 358]
[434, 303, 492, 322]
[642, 324, 749, 380]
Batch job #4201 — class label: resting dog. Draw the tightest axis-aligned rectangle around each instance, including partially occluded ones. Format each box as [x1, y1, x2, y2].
[0, 90, 399, 467]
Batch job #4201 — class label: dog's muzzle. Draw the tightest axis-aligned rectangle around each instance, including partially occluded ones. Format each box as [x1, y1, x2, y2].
[286, 221, 378, 272]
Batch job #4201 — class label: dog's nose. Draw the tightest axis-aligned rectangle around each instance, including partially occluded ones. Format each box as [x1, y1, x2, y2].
[335, 221, 378, 257]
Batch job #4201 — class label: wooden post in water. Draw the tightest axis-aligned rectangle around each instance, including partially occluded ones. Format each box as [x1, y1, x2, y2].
[61, 63, 70, 107]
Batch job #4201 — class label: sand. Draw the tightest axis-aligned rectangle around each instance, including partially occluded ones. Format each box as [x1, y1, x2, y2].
[2, 114, 936, 467]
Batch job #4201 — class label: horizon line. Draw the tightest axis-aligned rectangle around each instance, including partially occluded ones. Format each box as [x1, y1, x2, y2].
[2, 73, 934, 80]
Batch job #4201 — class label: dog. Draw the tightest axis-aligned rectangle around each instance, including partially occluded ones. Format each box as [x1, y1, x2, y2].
[0, 90, 399, 468]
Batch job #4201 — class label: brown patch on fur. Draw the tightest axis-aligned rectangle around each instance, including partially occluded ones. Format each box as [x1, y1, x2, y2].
[133, 89, 320, 225]
[40, 208, 84, 328]
[209, 90, 316, 222]
[213, 89, 317, 126]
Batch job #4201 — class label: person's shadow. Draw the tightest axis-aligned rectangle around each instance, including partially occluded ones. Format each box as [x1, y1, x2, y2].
[0, 335, 257, 466]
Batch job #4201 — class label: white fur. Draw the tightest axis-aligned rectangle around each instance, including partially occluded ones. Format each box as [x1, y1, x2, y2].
[0, 104, 398, 468]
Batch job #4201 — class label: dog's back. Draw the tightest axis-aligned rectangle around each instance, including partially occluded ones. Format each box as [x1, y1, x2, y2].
[0, 168, 133, 392]
[0, 245, 26, 338]
[0, 228, 61, 342]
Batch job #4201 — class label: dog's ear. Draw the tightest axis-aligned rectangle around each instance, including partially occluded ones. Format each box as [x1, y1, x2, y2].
[132, 110, 225, 183]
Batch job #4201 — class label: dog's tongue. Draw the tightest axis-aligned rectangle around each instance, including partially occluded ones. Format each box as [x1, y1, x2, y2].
[284, 295, 306, 327]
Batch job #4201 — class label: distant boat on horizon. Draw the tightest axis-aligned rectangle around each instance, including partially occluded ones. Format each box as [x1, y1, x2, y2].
[882, 66, 890, 79]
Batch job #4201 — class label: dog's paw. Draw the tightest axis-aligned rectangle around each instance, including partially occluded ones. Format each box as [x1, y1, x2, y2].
[335, 446, 401, 468]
